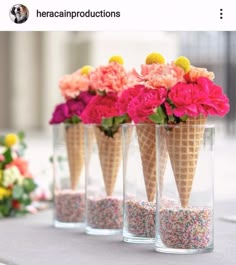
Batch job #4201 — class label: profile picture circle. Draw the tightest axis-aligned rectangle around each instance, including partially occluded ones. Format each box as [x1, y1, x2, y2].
[9, 4, 29, 24]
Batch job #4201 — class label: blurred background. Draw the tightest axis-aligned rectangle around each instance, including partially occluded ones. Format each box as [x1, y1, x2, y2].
[0, 31, 235, 202]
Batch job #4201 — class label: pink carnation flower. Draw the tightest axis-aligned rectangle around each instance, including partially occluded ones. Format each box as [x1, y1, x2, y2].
[197, 77, 230, 116]
[89, 62, 128, 93]
[168, 77, 229, 118]
[127, 87, 167, 123]
[139, 63, 185, 89]
[169, 82, 206, 117]
[186, 66, 215, 83]
[81, 93, 119, 124]
[117, 85, 144, 115]
[125, 69, 141, 88]
[59, 71, 90, 99]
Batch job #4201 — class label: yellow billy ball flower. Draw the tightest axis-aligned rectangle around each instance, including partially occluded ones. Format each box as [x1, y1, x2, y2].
[80, 65, 93, 76]
[175, 56, 191, 73]
[0, 187, 11, 200]
[109, 55, 124, 65]
[4, 133, 18, 147]
[145, 52, 165, 65]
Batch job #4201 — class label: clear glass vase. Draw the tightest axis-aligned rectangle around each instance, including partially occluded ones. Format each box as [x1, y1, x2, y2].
[122, 124, 161, 243]
[84, 124, 123, 235]
[155, 121, 214, 254]
[53, 123, 85, 228]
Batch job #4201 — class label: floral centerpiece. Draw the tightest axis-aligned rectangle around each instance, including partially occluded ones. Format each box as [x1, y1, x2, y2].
[50, 65, 95, 190]
[119, 52, 229, 207]
[50, 65, 95, 226]
[81, 55, 130, 231]
[0, 132, 36, 217]
[81, 56, 130, 195]
[118, 53, 230, 241]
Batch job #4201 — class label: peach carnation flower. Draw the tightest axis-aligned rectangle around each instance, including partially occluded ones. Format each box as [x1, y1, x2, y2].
[139, 63, 185, 89]
[121, 69, 142, 90]
[187, 66, 215, 83]
[89, 62, 128, 93]
[6, 158, 32, 178]
[59, 70, 90, 99]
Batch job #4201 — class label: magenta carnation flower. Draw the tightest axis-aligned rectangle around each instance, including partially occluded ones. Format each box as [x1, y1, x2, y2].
[197, 77, 230, 116]
[49, 103, 70, 124]
[81, 93, 119, 124]
[168, 77, 230, 118]
[117, 85, 144, 115]
[50, 91, 95, 124]
[127, 87, 167, 123]
[79, 91, 95, 105]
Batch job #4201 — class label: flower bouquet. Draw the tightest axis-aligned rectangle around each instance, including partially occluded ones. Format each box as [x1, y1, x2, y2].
[119, 52, 229, 207]
[0, 132, 36, 217]
[125, 53, 230, 252]
[50, 65, 95, 226]
[119, 53, 230, 243]
[81, 56, 130, 232]
[50, 66, 95, 190]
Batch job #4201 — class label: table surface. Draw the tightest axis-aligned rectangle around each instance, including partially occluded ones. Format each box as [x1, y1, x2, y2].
[0, 201, 236, 265]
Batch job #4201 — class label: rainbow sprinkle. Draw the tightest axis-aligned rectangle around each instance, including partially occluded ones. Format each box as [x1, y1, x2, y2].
[159, 205, 212, 249]
[55, 190, 85, 223]
[87, 197, 123, 229]
[126, 200, 156, 238]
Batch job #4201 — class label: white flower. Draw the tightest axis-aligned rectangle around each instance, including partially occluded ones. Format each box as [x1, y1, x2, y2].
[2, 166, 24, 187]
[0, 146, 7, 155]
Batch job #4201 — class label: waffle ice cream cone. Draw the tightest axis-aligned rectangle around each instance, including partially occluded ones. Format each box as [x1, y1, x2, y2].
[166, 116, 206, 208]
[94, 127, 122, 196]
[137, 125, 168, 202]
[65, 124, 84, 190]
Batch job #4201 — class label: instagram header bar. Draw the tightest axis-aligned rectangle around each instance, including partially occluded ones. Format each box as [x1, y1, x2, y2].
[0, 0, 233, 30]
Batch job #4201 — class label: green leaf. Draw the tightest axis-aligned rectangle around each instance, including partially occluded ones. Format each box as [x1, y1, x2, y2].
[149, 106, 166, 124]
[2, 148, 13, 166]
[168, 115, 176, 123]
[23, 178, 37, 193]
[17, 131, 25, 142]
[100, 115, 129, 138]
[71, 115, 81, 124]
[180, 115, 188, 122]
[102, 118, 113, 129]
[21, 197, 31, 206]
[114, 115, 127, 126]
[64, 115, 81, 124]
[12, 185, 24, 199]
[0, 197, 12, 217]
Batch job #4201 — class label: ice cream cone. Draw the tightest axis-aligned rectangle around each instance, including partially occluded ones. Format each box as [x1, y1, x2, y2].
[137, 125, 168, 202]
[65, 123, 84, 190]
[165, 116, 206, 208]
[94, 127, 122, 196]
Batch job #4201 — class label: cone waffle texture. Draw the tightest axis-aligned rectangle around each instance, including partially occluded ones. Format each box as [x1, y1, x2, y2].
[94, 127, 122, 196]
[65, 124, 84, 190]
[137, 125, 168, 202]
[165, 116, 206, 208]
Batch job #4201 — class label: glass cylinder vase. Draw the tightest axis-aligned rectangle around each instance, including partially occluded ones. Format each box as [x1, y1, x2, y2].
[85, 124, 123, 235]
[155, 121, 214, 254]
[122, 124, 165, 243]
[53, 123, 85, 228]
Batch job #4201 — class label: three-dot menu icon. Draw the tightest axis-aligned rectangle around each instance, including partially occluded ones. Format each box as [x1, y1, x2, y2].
[220, 9, 223, 19]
